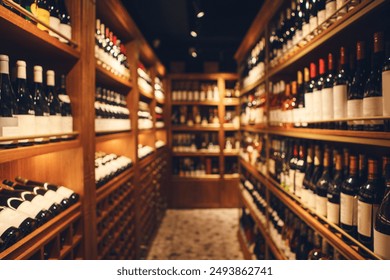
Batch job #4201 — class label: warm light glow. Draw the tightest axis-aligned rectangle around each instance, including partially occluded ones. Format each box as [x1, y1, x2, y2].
[190, 30, 198, 38]
[191, 51, 198, 58]
[196, 11, 205, 18]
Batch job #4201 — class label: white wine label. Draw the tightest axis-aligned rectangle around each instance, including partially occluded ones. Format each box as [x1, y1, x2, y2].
[317, 10, 326, 26]
[14, 200, 41, 218]
[49, 16, 60, 38]
[289, 170, 295, 194]
[316, 195, 327, 216]
[35, 116, 50, 135]
[313, 90, 323, 121]
[347, 99, 363, 118]
[61, 116, 73, 133]
[340, 193, 357, 226]
[59, 24, 72, 43]
[43, 189, 63, 205]
[358, 200, 373, 237]
[56, 186, 74, 198]
[308, 190, 316, 211]
[333, 85, 347, 119]
[49, 115, 62, 134]
[16, 115, 36, 136]
[301, 188, 308, 205]
[0, 222, 11, 236]
[383, 71, 390, 116]
[302, 23, 310, 38]
[295, 172, 305, 198]
[322, 88, 334, 120]
[374, 229, 390, 259]
[327, 201, 340, 224]
[304, 93, 313, 122]
[29, 194, 52, 211]
[363, 96, 383, 116]
[309, 16, 318, 33]
[325, 1, 337, 19]
[0, 207, 28, 228]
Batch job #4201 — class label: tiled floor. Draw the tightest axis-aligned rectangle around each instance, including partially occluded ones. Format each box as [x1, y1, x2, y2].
[147, 208, 244, 260]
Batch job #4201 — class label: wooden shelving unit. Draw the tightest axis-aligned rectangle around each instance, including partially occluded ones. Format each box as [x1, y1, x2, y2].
[234, 0, 390, 260]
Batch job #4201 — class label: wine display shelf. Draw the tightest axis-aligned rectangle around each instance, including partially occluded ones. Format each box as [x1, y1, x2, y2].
[172, 101, 220, 106]
[95, 131, 132, 143]
[95, 62, 133, 91]
[171, 125, 221, 132]
[237, 228, 256, 260]
[0, 203, 82, 260]
[240, 77, 266, 96]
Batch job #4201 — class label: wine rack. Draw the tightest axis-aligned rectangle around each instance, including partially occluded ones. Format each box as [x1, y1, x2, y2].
[235, 0, 390, 260]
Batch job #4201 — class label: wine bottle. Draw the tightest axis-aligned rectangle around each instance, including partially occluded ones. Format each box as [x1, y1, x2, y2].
[31, 0, 50, 32]
[295, 142, 306, 199]
[373, 163, 390, 259]
[58, 0, 72, 43]
[57, 74, 73, 134]
[325, 0, 336, 21]
[32, 65, 50, 143]
[302, 0, 310, 38]
[0, 206, 36, 235]
[358, 159, 385, 251]
[316, 146, 331, 217]
[305, 64, 316, 123]
[296, 222, 311, 260]
[383, 42, 390, 130]
[48, 0, 60, 38]
[302, 144, 314, 205]
[46, 70, 62, 140]
[293, 0, 303, 45]
[0, 182, 62, 215]
[14, 60, 36, 143]
[322, 53, 334, 121]
[288, 141, 299, 194]
[327, 152, 343, 225]
[295, 70, 305, 127]
[0, 187, 51, 225]
[308, 144, 323, 211]
[308, 232, 323, 260]
[15, 176, 79, 204]
[347, 41, 366, 130]
[340, 155, 359, 238]
[313, 58, 325, 121]
[363, 32, 385, 131]
[0, 222, 21, 252]
[333, 47, 349, 120]
[317, 0, 326, 27]
[309, 0, 318, 33]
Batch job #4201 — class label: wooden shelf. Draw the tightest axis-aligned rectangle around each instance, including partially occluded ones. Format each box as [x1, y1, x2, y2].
[172, 174, 221, 181]
[0, 138, 80, 164]
[96, 168, 134, 201]
[240, 76, 265, 96]
[138, 128, 154, 134]
[223, 149, 240, 156]
[267, 127, 390, 147]
[171, 101, 220, 106]
[0, 202, 81, 260]
[268, 0, 386, 78]
[223, 124, 240, 131]
[95, 131, 132, 143]
[139, 86, 154, 100]
[239, 185, 286, 260]
[172, 151, 220, 157]
[96, 63, 132, 91]
[223, 98, 240, 106]
[241, 124, 267, 132]
[237, 228, 255, 260]
[171, 125, 220, 131]
[223, 174, 240, 179]
[169, 73, 238, 80]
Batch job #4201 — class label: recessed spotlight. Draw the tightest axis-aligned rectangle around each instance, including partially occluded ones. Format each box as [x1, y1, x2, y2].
[196, 11, 205, 18]
[190, 30, 198, 38]
[189, 47, 198, 58]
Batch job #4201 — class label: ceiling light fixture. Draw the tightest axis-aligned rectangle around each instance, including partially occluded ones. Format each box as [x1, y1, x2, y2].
[192, 0, 205, 18]
[190, 30, 198, 38]
[189, 47, 198, 58]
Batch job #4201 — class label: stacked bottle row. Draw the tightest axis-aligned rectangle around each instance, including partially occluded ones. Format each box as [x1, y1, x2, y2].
[2, 0, 72, 44]
[155, 105, 164, 128]
[224, 132, 240, 152]
[269, 0, 360, 67]
[154, 77, 165, 102]
[224, 107, 239, 127]
[239, 132, 267, 175]
[171, 106, 219, 126]
[172, 132, 220, 153]
[0, 177, 79, 253]
[241, 37, 266, 89]
[95, 19, 131, 80]
[171, 81, 220, 102]
[269, 32, 390, 131]
[138, 101, 152, 130]
[269, 136, 390, 259]
[172, 157, 220, 177]
[137, 63, 153, 95]
[94, 152, 133, 188]
[137, 144, 154, 159]
[95, 87, 130, 133]
[240, 84, 266, 125]
[0, 54, 73, 146]
[155, 140, 166, 150]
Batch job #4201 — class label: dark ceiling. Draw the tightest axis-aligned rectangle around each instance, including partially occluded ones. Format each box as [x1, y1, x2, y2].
[123, 0, 264, 72]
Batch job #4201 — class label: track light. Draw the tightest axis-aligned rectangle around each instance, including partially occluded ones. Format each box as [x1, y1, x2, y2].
[189, 47, 198, 58]
[192, 0, 205, 18]
[190, 30, 198, 38]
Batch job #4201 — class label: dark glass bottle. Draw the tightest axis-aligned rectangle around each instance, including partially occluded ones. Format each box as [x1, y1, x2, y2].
[46, 70, 62, 139]
[333, 47, 349, 129]
[302, 144, 314, 206]
[58, 0, 72, 43]
[308, 144, 323, 211]
[383, 42, 390, 131]
[0, 206, 36, 236]
[322, 53, 335, 122]
[48, 0, 60, 38]
[316, 146, 332, 217]
[327, 152, 343, 225]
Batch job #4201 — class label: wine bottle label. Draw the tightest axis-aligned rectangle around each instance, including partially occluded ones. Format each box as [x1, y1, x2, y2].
[340, 193, 358, 226]
[374, 229, 390, 259]
[308, 190, 316, 210]
[55, 186, 74, 198]
[312, 90, 323, 121]
[31, 4, 50, 31]
[322, 88, 334, 120]
[309, 16, 318, 33]
[304, 93, 313, 122]
[347, 99, 363, 118]
[0, 207, 29, 228]
[316, 195, 327, 216]
[383, 71, 390, 116]
[289, 170, 295, 193]
[317, 10, 326, 26]
[35, 116, 50, 135]
[363, 96, 383, 117]
[16, 115, 36, 137]
[357, 200, 373, 237]
[302, 23, 310, 38]
[43, 189, 63, 205]
[49, 16, 60, 38]
[294, 171, 305, 198]
[0, 222, 11, 237]
[13, 199, 41, 218]
[49, 115, 62, 134]
[59, 24, 72, 43]
[301, 188, 309, 205]
[326, 1, 337, 19]
[327, 201, 340, 224]
[333, 84, 347, 119]
[61, 116, 73, 133]
[26, 193, 53, 211]
[268, 159, 276, 175]
[58, 94, 70, 104]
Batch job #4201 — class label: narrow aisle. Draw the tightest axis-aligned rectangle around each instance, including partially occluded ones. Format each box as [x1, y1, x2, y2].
[147, 209, 244, 260]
